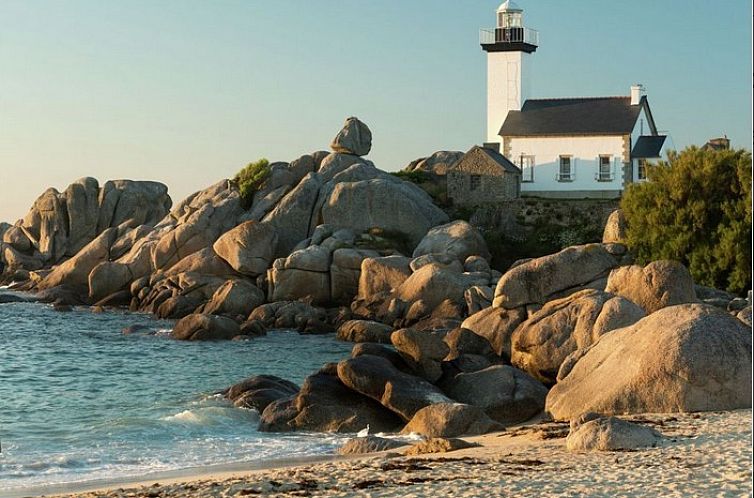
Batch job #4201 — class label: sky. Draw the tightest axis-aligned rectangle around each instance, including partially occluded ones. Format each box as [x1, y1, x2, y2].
[0, 0, 751, 222]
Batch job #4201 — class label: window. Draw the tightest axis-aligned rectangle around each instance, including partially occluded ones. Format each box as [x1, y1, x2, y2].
[470, 174, 481, 191]
[558, 156, 572, 182]
[520, 155, 534, 182]
[637, 159, 648, 180]
[598, 156, 612, 181]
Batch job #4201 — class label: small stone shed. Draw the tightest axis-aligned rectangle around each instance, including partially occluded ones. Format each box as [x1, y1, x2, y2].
[447, 145, 521, 205]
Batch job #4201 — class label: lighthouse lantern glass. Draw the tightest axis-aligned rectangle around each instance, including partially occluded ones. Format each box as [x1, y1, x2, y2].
[498, 12, 522, 28]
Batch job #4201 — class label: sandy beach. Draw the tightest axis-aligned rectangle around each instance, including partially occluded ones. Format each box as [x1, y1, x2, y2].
[34, 410, 751, 498]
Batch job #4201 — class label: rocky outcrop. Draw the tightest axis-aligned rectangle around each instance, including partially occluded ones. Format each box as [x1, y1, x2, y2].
[412, 221, 490, 263]
[337, 354, 453, 421]
[460, 306, 527, 359]
[605, 260, 697, 314]
[404, 151, 464, 176]
[171, 313, 241, 341]
[321, 178, 449, 249]
[493, 244, 619, 309]
[223, 375, 299, 412]
[400, 403, 504, 438]
[511, 289, 645, 385]
[201, 279, 265, 318]
[391, 328, 449, 382]
[357, 256, 412, 299]
[329, 117, 372, 156]
[337, 320, 393, 344]
[248, 301, 329, 333]
[212, 221, 278, 277]
[442, 365, 547, 425]
[566, 414, 662, 452]
[259, 364, 402, 433]
[546, 304, 752, 419]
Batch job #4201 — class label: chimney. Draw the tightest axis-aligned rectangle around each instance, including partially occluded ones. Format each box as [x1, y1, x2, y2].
[630, 84, 645, 105]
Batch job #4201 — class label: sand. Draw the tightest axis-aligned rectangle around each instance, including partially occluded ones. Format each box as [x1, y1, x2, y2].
[42, 410, 752, 498]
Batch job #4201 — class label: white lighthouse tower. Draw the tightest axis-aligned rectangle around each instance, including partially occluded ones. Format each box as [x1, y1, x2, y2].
[480, 1, 538, 147]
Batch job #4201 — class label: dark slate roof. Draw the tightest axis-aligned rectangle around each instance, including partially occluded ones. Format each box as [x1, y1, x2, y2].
[475, 145, 522, 174]
[632, 135, 667, 158]
[500, 96, 647, 136]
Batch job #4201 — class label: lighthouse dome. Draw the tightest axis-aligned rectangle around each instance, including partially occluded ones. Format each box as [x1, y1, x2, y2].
[497, 1, 523, 12]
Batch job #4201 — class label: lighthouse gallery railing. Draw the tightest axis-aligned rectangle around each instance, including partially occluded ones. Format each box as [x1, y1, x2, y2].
[480, 27, 539, 46]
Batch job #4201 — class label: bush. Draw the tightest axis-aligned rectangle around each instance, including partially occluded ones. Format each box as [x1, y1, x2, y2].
[621, 147, 752, 294]
[234, 159, 271, 208]
[390, 170, 431, 184]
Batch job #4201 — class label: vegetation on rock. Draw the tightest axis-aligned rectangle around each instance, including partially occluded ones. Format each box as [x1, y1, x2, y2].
[234, 158, 271, 208]
[621, 147, 752, 294]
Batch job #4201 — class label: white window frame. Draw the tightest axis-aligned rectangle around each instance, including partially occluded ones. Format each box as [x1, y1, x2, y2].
[520, 155, 535, 183]
[558, 155, 573, 182]
[597, 155, 613, 182]
[637, 159, 648, 180]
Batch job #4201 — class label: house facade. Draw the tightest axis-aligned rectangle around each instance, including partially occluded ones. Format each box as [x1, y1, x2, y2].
[481, 1, 668, 199]
[447, 145, 521, 205]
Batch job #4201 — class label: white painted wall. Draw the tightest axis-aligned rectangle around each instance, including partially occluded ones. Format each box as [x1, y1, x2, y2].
[507, 135, 626, 193]
[630, 106, 651, 151]
[487, 50, 531, 144]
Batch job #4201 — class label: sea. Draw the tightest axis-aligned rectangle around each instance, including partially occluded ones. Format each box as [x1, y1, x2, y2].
[0, 290, 357, 495]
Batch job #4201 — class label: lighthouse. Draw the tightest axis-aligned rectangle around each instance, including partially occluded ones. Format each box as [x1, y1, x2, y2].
[480, 1, 538, 147]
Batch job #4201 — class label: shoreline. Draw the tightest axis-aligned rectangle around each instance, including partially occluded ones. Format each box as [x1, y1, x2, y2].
[16, 410, 754, 498]
[7, 452, 358, 498]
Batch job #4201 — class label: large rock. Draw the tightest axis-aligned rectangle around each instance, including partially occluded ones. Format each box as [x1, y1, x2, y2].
[329, 117, 372, 156]
[442, 365, 547, 424]
[338, 436, 405, 455]
[460, 306, 527, 359]
[602, 209, 627, 244]
[391, 328, 449, 382]
[400, 403, 504, 438]
[330, 248, 379, 304]
[321, 178, 449, 249]
[262, 173, 323, 258]
[404, 151, 464, 176]
[567, 415, 662, 452]
[546, 304, 752, 419]
[213, 221, 278, 277]
[171, 313, 241, 341]
[268, 267, 330, 305]
[412, 220, 490, 262]
[358, 256, 412, 299]
[259, 365, 402, 433]
[396, 264, 485, 316]
[202, 279, 265, 317]
[38, 228, 119, 292]
[337, 354, 453, 421]
[224, 375, 300, 412]
[337, 320, 393, 344]
[511, 290, 645, 385]
[493, 244, 619, 309]
[605, 260, 697, 314]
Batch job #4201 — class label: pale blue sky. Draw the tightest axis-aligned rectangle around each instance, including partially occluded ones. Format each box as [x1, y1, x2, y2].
[0, 0, 750, 221]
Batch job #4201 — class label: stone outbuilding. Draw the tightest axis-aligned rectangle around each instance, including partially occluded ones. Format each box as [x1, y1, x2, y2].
[447, 145, 521, 206]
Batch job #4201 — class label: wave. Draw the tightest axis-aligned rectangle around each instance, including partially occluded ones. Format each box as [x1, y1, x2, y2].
[161, 405, 259, 427]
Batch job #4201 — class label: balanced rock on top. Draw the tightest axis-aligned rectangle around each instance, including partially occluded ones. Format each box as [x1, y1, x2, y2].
[330, 117, 372, 156]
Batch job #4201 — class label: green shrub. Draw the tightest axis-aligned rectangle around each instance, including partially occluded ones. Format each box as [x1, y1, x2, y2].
[390, 170, 431, 184]
[234, 158, 271, 208]
[621, 146, 752, 294]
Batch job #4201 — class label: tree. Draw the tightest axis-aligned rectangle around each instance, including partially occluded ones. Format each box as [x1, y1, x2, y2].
[621, 146, 752, 295]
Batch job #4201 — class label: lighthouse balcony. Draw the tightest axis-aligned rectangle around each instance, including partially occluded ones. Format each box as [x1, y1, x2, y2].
[480, 27, 538, 53]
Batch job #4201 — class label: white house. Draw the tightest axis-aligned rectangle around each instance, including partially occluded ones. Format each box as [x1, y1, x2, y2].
[481, 1, 668, 199]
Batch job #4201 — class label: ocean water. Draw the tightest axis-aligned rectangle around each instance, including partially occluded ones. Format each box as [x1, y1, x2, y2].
[0, 293, 356, 493]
